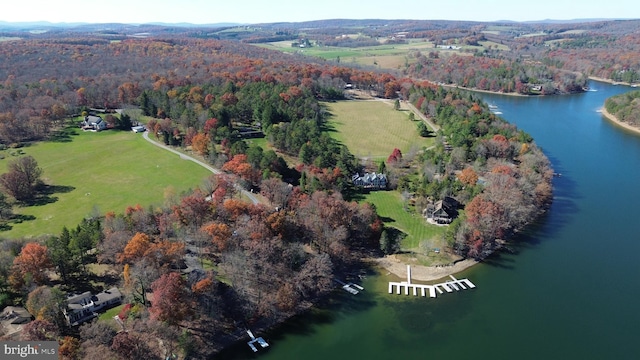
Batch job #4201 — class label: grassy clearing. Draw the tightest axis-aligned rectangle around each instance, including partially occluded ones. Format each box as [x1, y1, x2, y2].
[0, 127, 212, 238]
[362, 191, 455, 266]
[354, 55, 408, 69]
[362, 191, 446, 249]
[478, 40, 510, 51]
[324, 100, 432, 160]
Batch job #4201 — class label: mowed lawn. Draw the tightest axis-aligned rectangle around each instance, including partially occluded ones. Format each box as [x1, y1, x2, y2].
[0, 128, 212, 238]
[325, 100, 431, 159]
[362, 191, 446, 251]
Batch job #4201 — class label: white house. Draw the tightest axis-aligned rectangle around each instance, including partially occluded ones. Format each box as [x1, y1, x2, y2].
[82, 115, 107, 131]
[64, 287, 123, 326]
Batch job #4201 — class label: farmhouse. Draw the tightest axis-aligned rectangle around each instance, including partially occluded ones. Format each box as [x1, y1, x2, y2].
[63, 287, 123, 326]
[352, 172, 387, 190]
[82, 115, 107, 131]
[424, 196, 460, 224]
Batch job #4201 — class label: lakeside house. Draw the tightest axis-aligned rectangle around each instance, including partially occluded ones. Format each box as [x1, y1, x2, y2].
[63, 287, 123, 326]
[352, 172, 387, 190]
[424, 196, 460, 224]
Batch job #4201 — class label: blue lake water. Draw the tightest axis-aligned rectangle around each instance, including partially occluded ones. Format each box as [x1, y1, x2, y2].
[217, 81, 640, 360]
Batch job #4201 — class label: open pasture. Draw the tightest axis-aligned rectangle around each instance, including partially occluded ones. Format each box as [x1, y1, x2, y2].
[324, 100, 431, 160]
[0, 127, 211, 238]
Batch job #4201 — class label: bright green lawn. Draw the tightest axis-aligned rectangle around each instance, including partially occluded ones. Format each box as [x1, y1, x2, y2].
[324, 100, 432, 160]
[362, 191, 445, 251]
[99, 303, 125, 321]
[0, 128, 211, 238]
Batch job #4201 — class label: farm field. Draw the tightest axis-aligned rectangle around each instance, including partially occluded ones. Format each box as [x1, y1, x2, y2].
[256, 37, 493, 71]
[324, 100, 432, 160]
[0, 127, 212, 238]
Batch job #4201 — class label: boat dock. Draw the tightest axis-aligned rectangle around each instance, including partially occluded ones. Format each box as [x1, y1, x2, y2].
[388, 265, 475, 298]
[335, 279, 364, 295]
[247, 329, 269, 352]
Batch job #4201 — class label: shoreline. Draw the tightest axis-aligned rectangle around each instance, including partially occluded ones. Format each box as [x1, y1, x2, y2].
[370, 255, 478, 282]
[439, 83, 529, 97]
[588, 75, 639, 87]
[600, 106, 640, 136]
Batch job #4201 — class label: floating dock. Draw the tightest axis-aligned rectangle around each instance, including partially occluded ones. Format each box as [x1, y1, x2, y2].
[388, 266, 475, 298]
[247, 329, 269, 352]
[335, 279, 364, 295]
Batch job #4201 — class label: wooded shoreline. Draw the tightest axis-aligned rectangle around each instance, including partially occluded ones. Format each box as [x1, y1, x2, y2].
[600, 106, 640, 136]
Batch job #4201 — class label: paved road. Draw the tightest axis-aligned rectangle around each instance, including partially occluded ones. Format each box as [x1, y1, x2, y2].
[142, 131, 259, 204]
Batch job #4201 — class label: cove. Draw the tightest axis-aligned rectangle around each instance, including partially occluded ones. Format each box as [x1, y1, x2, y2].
[216, 81, 639, 359]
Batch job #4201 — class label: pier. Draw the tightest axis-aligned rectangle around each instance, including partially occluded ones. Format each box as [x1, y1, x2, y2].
[388, 265, 475, 298]
[247, 329, 269, 352]
[334, 279, 364, 295]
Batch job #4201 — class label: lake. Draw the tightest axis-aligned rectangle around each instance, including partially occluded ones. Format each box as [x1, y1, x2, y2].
[217, 81, 640, 359]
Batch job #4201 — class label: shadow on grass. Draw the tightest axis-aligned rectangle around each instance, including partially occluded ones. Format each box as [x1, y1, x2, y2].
[48, 127, 79, 143]
[320, 121, 339, 133]
[22, 184, 76, 206]
[1, 214, 38, 231]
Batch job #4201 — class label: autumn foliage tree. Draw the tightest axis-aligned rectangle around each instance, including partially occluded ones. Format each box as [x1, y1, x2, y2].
[117, 232, 151, 264]
[387, 148, 403, 164]
[21, 319, 59, 341]
[201, 222, 232, 251]
[0, 155, 43, 202]
[458, 167, 479, 186]
[9, 242, 52, 289]
[191, 132, 209, 156]
[149, 272, 193, 324]
[26, 286, 67, 327]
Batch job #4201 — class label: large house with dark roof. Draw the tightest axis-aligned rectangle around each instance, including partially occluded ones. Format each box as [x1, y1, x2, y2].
[352, 172, 387, 190]
[63, 287, 123, 326]
[424, 196, 460, 224]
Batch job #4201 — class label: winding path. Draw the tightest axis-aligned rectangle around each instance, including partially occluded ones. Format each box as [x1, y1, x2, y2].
[142, 131, 259, 204]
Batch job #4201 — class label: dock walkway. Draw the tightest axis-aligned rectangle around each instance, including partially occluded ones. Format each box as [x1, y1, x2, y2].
[388, 266, 475, 299]
[335, 279, 364, 295]
[247, 329, 269, 352]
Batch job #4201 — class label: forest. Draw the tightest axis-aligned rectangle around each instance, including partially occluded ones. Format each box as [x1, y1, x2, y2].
[605, 89, 640, 127]
[238, 18, 640, 92]
[0, 19, 564, 359]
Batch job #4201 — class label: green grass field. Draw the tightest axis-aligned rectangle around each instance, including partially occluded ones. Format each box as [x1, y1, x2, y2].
[0, 127, 212, 238]
[324, 100, 432, 160]
[363, 191, 455, 265]
[362, 191, 445, 250]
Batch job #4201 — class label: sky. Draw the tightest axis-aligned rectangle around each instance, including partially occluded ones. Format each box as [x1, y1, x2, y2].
[2, 0, 639, 24]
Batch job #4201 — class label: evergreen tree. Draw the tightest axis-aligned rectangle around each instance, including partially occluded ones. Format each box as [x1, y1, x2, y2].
[299, 171, 307, 193]
[46, 228, 78, 282]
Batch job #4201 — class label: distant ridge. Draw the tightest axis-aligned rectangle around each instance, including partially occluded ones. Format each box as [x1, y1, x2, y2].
[0, 20, 243, 29]
[497, 18, 635, 24]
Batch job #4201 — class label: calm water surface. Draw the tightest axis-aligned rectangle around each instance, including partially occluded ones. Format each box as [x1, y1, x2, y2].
[218, 82, 640, 360]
